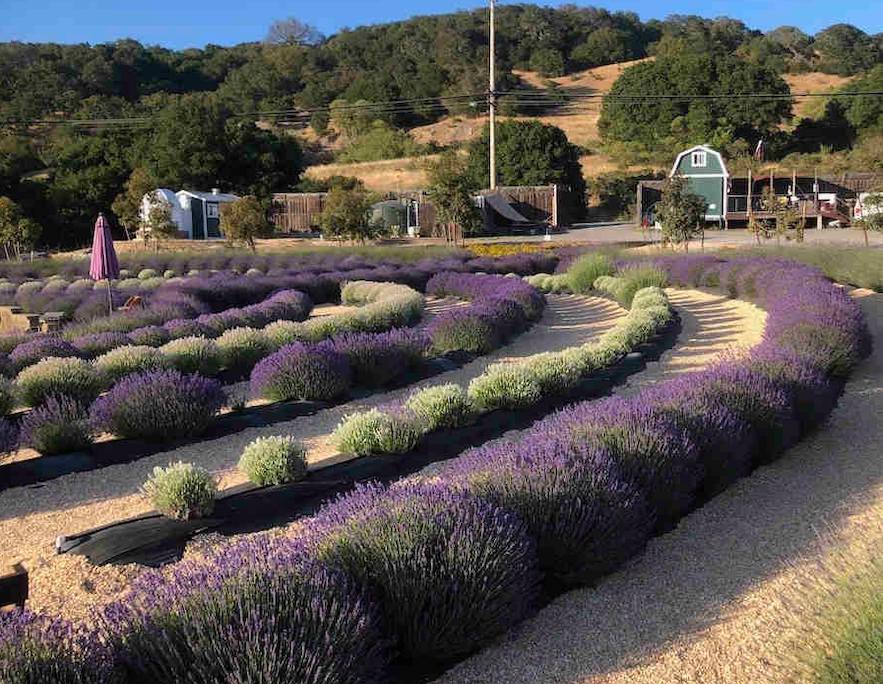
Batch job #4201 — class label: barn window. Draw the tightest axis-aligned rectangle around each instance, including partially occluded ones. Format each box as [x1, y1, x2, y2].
[206, 203, 219, 219]
[691, 151, 707, 168]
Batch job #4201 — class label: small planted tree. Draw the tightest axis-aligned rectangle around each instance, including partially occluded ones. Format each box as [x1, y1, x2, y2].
[761, 186, 802, 245]
[858, 192, 883, 246]
[221, 196, 271, 251]
[426, 151, 481, 243]
[141, 195, 178, 250]
[319, 184, 377, 242]
[112, 167, 156, 240]
[0, 196, 41, 260]
[655, 175, 705, 251]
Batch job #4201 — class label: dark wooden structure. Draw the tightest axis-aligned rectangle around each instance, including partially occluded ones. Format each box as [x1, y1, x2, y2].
[270, 185, 572, 237]
[638, 172, 880, 228]
[0, 564, 28, 609]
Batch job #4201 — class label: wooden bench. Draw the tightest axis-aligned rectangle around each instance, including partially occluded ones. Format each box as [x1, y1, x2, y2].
[40, 312, 66, 333]
[0, 564, 28, 609]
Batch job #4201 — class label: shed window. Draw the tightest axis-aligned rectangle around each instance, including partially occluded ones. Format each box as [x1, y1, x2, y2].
[691, 151, 707, 168]
[206, 203, 219, 219]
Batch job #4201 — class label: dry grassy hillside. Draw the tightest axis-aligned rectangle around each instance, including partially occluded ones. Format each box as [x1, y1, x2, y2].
[304, 60, 853, 190]
[303, 155, 438, 191]
[783, 72, 854, 121]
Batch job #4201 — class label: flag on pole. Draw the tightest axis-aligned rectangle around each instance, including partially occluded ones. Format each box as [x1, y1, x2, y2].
[753, 139, 765, 161]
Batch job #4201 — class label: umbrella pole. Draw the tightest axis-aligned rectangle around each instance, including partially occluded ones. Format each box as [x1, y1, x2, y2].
[105, 279, 113, 315]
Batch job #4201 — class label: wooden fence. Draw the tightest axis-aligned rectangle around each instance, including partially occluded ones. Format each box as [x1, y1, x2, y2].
[270, 193, 326, 233]
[270, 185, 572, 237]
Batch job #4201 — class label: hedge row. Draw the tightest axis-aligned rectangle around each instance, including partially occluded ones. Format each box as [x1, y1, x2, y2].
[0, 256, 870, 682]
[333, 285, 673, 456]
[250, 273, 545, 403]
[425, 272, 546, 354]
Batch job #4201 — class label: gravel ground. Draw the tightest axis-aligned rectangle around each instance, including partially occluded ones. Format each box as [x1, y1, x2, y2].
[1, 293, 625, 620]
[433, 292, 882, 684]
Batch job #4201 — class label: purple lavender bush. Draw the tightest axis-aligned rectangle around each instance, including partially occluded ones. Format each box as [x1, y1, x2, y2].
[0, 608, 110, 683]
[250, 341, 351, 402]
[688, 363, 800, 463]
[542, 397, 703, 531]
[332, 328, 428, 387]
[20, 396, 93, 455]
[310, 481, 538, 664]
[446, 434, 653, 586]
[641, 376, 756, 498]
[126, 325, 171, 347]
[103, 535, 388, 684]
[10, 336, 80, 372]
[162, 318, 212, 340]
[71, 331, 133, 359]
[426, 309, 500, 355]
[90, 370, 225, 441]
[0, 417, 18, 462]
[0, 376, 15, 415]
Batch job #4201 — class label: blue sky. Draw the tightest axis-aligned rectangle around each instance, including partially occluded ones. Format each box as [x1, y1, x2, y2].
[0, 0, 879, 49]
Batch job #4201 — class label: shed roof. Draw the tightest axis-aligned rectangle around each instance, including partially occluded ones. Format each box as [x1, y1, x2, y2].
[178, 189, 240, 202]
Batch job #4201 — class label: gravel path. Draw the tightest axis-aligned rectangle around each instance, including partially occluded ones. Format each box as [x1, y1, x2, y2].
[1, 293, 625, 620]
[433, 292, 882, 684]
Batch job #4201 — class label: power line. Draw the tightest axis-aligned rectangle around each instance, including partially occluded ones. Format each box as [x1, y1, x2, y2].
[3, 88, 880, 130]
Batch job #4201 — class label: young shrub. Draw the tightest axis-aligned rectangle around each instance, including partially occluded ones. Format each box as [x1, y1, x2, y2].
[15, 357, 103, 407]
[10, 336, 81, 371]
[616, 266, 669, 308]
[216, 327, 271, 374]
[334, 408, 424, 456]
[0, 376, 15, 415]
[137, 268, 159, 280]
[94, 345, 169, 385]
[141, 461, 217, 520]
[567, 253, 615, 294]
[127, 324, 171, 347]
[311, 481, 538, 663]
[160, 336, 222, 376]
[250, 342, 351, 402]
[405, 384, 474, 430]
[631, 286, 669, 310]
[104, 536, 388, 684]
[520, 351, 583, 394]
[90, 370, 225, 441]
[0, 609, 109, 684]
[238, 435, 308, 486]
[467, 364, 543, 411]
[263, 320, 307, 349]
[446, 434, 653, 586]
[20, 396, 93, 455]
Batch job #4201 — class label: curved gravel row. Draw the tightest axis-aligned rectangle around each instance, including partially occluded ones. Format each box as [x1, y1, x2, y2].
[0, 293, 626, 620]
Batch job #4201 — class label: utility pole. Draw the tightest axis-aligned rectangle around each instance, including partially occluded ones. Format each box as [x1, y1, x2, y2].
[488, 0, 497, 190]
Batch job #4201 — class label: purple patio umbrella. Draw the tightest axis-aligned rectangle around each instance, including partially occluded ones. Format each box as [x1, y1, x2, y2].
[89, 212, 120, 315]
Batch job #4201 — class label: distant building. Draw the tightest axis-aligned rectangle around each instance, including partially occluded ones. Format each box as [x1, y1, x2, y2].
[141, 188, 239, 240]
[637, 145, 878, 229]
[669, 145, 729, 222]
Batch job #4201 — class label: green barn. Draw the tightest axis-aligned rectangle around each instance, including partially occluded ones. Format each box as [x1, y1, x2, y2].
[669, 145, 729, 222]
